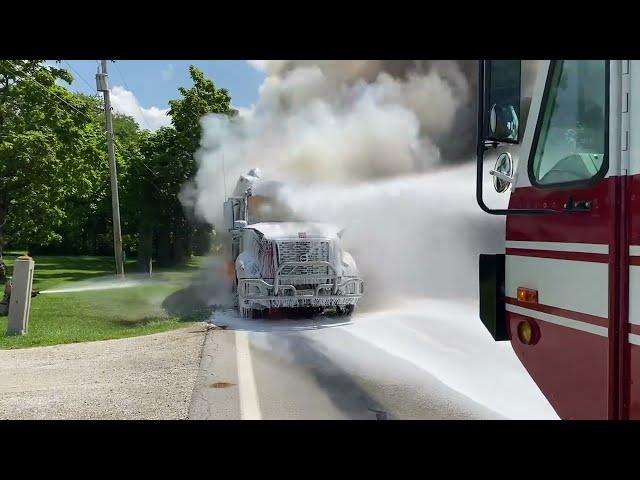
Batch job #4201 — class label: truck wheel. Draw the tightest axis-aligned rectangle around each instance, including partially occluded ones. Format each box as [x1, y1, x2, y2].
[240, 307, 265, 319]
[337, 305, 355, 316]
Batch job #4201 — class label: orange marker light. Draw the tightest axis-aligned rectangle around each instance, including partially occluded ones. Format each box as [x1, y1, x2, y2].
[517, 287, 538, 304]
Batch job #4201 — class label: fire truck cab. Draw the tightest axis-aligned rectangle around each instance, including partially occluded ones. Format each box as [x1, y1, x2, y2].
[477, 60, 640, 419]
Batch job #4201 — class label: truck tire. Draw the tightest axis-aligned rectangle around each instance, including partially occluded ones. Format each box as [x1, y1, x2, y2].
[240, 307, 265, 319]
[337, 305, 355, 316]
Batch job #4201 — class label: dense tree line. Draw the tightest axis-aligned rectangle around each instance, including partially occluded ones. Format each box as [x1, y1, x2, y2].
[0, 60, 233, 274]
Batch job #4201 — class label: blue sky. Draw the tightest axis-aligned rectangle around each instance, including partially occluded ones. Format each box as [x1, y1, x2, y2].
[53, 60, 266, 130]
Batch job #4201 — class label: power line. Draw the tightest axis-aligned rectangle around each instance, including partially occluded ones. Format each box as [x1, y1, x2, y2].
[113, 137, 159, 178]
[112, 60, 153, 131]
[3, 60, 96, 124]
[63, 60, 97, 96]
[5, 60, 165, 194]
[110, 61, 168, 193]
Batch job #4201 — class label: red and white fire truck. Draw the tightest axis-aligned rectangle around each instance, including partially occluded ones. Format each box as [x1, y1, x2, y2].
[476, 60, 640, 419]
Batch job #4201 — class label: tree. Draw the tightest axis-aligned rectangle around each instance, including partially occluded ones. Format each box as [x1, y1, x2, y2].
[54, 110, 141, 256]
[168, 65, 233, 152]
[0, 62, 235, 271]
[129, 66, 233, 268]
[0, 60, 104, 262]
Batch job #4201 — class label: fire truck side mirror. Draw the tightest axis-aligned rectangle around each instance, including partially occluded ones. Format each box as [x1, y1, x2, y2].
[476, 61, 557, 216]
[482, 60, 521, 144]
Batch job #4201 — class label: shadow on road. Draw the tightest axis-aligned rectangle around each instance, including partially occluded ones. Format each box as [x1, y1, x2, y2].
[256, 332, 387, 419]
[207, 308, 354, 333]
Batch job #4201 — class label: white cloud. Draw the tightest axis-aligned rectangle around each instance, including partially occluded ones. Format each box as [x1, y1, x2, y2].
[109, 85, 171, 131]
[161, 63, 175, 81]
[247, 60, 268, 72]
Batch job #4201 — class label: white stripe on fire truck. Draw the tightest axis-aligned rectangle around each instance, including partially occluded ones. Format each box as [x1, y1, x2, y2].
[505, 241, 609, 254]
[505, 256, 609, 319]
[506, 303, 609, 338]
[629, 333, 640, 346]
[628, 266, 640, 325]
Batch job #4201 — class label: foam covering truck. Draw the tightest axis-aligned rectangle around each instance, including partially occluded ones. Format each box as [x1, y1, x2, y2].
[223, 169, 364, 318]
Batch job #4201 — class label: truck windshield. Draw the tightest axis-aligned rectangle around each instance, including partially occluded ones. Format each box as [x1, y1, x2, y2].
[529, 60, 607, 187]
[247, 195, 296, 223]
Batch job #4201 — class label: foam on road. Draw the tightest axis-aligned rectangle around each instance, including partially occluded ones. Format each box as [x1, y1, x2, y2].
[206, 298, 558, 420]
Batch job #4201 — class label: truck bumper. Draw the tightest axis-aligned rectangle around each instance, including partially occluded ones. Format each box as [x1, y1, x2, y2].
[237, 277, 364, 311]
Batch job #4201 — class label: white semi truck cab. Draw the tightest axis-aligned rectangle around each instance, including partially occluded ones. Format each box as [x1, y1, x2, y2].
[223, 169, 364, 318]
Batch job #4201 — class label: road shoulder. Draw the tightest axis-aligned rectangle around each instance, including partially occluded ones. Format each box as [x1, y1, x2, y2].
[189, 328, 241, 419]
[0, 323, 207, 419]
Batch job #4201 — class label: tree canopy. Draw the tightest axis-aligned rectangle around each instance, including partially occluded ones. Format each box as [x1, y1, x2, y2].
[0, 61, 233, 272]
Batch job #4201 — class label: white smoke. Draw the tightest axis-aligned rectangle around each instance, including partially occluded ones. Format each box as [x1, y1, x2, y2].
[183, 60, 537, 304]
[266, 162, 506, 309]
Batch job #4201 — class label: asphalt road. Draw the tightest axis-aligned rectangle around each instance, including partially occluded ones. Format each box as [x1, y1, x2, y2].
[189, 298, 559, 420]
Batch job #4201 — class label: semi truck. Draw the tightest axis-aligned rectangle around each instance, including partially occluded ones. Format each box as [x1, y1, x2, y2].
[476, 60, 640, 419]
[223, 168, 364, 318]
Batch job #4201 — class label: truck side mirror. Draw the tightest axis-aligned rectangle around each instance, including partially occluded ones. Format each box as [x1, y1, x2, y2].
[482, 60, 522, 144]
[476, 60, 556, 215]
[484, 61, 519, 190]
[234, 220, 247, 229]
[223, 200, 234, 231]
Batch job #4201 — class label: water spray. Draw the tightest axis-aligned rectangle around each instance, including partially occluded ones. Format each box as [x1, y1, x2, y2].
[39, 277, 166, 295]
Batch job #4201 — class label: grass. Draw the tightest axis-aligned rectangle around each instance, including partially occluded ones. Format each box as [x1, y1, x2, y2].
[0, 252, 212, 349]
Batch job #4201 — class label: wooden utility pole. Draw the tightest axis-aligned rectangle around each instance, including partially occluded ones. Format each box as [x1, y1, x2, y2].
[97, 61, 124, 277]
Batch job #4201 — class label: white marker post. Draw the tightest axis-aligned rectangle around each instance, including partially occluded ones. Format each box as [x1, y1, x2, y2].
[7, 256, 35, 336]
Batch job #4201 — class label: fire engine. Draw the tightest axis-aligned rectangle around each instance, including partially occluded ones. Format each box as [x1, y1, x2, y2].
[476, 60, 640, 419]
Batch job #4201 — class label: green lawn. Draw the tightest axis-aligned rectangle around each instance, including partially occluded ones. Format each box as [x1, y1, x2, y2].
[0, 253, 213, 349]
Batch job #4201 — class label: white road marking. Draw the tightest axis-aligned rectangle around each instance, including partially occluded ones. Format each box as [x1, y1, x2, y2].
[505, 240, 608, 254]
[235, 331, 262, 420]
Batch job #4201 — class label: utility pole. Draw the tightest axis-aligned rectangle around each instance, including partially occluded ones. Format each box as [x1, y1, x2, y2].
[96, 60, 124, 277]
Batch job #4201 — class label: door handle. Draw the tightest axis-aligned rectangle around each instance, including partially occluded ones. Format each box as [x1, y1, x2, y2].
[564, 196, 592, 212]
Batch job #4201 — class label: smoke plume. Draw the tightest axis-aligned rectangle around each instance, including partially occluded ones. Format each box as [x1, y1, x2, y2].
[182, 60, 540, 305]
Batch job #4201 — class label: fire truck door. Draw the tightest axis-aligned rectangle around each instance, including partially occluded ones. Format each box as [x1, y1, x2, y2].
[504, 60, 622, 419]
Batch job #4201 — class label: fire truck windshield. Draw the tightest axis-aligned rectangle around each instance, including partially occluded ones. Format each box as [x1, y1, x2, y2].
[531, 60, 606, 186]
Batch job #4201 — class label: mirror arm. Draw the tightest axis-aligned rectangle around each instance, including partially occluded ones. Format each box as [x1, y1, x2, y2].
[476, 60, 559, 216]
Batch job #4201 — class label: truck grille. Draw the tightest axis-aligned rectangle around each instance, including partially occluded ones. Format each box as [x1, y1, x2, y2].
[277, 240, 330, 277]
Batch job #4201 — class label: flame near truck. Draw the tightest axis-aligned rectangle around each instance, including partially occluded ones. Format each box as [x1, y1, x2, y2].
[223, 169, 364, 318]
